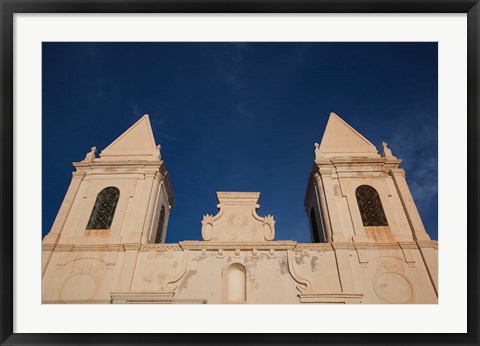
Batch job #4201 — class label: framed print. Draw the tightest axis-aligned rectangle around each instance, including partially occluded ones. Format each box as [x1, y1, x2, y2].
[1, 1, 479, 345]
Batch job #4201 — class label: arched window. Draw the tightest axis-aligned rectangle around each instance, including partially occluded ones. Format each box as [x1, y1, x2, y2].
[86, 187, 120, 230]
[355, 185, 388, 226]
[154, 205, 166, 243]
[225, 263, 246, 303]
[310, 209, 320, 243]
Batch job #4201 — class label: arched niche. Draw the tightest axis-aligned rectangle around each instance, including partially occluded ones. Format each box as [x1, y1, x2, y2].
[224, 263, 246, 303]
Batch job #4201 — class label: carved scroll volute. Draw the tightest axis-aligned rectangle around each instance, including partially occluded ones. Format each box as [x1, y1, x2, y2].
[201, 214, 215, 241]
[201, 210, 223, 241]
[162, 250, 189, 292]
[262, 215, 275, 241]
[287, 250, 311, 293]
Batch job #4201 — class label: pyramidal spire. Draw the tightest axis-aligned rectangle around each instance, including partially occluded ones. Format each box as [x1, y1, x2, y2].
[317, 112, 378, 158]
[100, 114, 160, 160]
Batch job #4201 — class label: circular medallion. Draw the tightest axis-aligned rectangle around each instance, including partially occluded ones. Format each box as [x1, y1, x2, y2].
[374, 272, 413, 304]
[60, 274, 97, 303]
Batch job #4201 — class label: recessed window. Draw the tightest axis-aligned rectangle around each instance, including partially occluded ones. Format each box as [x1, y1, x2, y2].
[86, 187, 120, 230]
[355, 185, 388, 227]
[310, 209, 321, 243]
[154, 205, 166, 243]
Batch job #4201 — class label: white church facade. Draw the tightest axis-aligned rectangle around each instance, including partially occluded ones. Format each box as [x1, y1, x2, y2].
[41, 113, 438, 304]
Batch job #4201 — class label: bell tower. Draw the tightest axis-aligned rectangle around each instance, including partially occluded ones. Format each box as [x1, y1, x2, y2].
[305, 112, 431, 244]
[42, 114, 174, 251]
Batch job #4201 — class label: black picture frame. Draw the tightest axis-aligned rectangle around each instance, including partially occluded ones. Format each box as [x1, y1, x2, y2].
[1, 1, 478, 345]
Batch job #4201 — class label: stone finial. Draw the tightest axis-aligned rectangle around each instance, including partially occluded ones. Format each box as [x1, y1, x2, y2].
[155, 144, 162, 160]
[381, 141, 396, 158]
[314, 143, 321, 160]
[83, 146, 97, 162]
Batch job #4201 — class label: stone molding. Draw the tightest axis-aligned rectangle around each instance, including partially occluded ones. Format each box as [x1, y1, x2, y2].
[417, 240, 438, 249]
[42, 239, 437, 253]
[110, 291, 175, 304]
[74, 160, 162, 169]
[298, 293, 363, 304]
[140, 244, 183, 251]
[179, 240, 296, 251]
[293, 243, 334, 251]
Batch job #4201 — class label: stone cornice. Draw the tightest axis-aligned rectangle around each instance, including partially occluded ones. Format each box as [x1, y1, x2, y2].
[330, 157, 402, 165]
[398, 241, 421, 250]
[416, 240, 438, 249]
[110, 291, 175, 304]
[389, 167, 406, 176]
[74, 160, 163, 168]
[71, 171, 87, 179]
[310, 157, 403, 177]
[42, 240, 438, 253]
[331, 242, 355, 250]
[178, 240, 297, 251]
[298, 292, 363, 304]
[140, 244, 183, 252]
[123, 243, 142, 251]
[294, 243, 334, 251]
[42, 244, 56, 251]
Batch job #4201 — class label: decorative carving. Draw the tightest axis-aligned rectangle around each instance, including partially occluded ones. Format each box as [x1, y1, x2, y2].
[162, 250, 190, 292]
[140, 244, 182, 252]
[374, 272, 413, 304]
[381, 142, 396, 159]
[200, 192, 276, 242]
[154, 144, 161, 160]
[61, 273, 98, 303]
[201, 212, 223, 241]
[59, 258, 105, 303]
[83, 146, 97, 162]
[314, 143, 321, 161]
[376, 260, 400, 273]
[261, 215, 275, 240]
[286, 250, 311, 293]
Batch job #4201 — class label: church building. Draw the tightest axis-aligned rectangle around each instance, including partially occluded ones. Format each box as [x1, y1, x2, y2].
[41, 113, 438, 304]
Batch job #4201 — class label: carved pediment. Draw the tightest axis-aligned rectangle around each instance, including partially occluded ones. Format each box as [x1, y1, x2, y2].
[201, 192, 275, 242]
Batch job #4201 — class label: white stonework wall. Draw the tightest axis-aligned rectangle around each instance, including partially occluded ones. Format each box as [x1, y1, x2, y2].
[42, 241, 438, 304]
[42, 113, 438, 304]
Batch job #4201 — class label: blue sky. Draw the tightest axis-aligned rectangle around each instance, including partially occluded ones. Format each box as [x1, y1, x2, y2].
[42, 42, 438, 242]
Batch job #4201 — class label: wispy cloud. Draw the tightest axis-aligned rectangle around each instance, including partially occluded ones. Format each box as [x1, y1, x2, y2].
[211, 43, 255, 120]
[234, 104, 253, 119]
[213, 43, 248, 90]
[95, 78, 104, 98]
[131, 104, 145, 118]
[387, 112, 438, 236]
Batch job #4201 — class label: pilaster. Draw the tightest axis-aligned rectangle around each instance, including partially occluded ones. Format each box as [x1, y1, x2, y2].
[141, 170, 161, 243]
[313, 173, 332, 242]
[332, 242, 356, 292]
[318, 167, 346, 242]
[389, 168, 430, 241]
